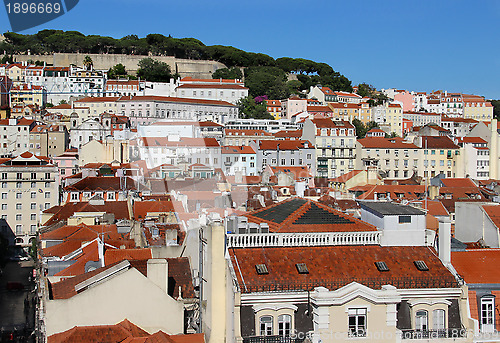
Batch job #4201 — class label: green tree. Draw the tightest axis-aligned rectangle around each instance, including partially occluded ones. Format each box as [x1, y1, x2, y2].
[357, 83, 376, 97]
[491, 100, 500, 119]
[212, 67, 242, 80]
[83, 55, 93, 70]
[237, 96, 272, 119]
[136, 58, 173, 82]
[108, 63, 127, 79]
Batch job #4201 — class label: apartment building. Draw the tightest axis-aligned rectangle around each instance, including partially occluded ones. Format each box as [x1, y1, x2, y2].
[0, 152, 58, 246]
[302, 118, 356, 178]
[356, 137, 420, 179]
[0, 118, 35, 157]
[251, 139, 316, 174]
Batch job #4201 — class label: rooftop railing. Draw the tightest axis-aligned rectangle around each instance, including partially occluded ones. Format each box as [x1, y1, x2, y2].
[227, 231, 381, 248]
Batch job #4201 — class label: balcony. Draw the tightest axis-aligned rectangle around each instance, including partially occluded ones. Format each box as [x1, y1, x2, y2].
[400, 329, 466, 340]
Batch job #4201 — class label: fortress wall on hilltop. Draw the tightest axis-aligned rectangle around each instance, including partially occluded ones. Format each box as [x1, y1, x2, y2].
[13, 53, 226, 78]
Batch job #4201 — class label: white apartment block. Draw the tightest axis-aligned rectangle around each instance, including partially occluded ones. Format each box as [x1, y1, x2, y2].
[176, 83, 248, 105]
[356, 137, 421, 179]
[224, 119, 299, 132]
[0, 118, 35, 157]
[403, 112, 441, 128]
[25, 65, 107, 105]
[301, 118, 356, 178]
[221, 146, 257, 176]
[0, 153, 58, 246]
[134, 136, 222, 169]
[251, 140, 316, 175]
[117, 96, 238, 128]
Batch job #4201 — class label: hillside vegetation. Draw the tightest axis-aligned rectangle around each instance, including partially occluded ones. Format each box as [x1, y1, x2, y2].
[1, 30, 352, 98]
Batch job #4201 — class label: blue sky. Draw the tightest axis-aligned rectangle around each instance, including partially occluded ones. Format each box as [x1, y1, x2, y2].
[1, 0, 499, 99]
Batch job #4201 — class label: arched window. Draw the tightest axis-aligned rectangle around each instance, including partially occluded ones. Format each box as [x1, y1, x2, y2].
[259, 316, 273, 336]
[416, 310, 428, 331]
[278, 314, 291, 337]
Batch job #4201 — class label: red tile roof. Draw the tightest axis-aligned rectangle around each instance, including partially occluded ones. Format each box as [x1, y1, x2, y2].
[47, 319, 205, 343]
[452, 249, 500, 284]
[133, 200, 175, 220]
[273, 130, 302, 139]
[47, 319, 149, 343]
[440, 178, 477, 188]
[221, 146, 256, 154]
[230, 246, 457, 293]
[64, 176, 138, 191]
[421, 136, 459, 149]
[245, 198, 376, 233]
[353, 185, 426, 201]
[104, 248, 152, 265]
[311, 118, 354, 129]
[42, 201, 131, 226]
[358, 137, 419, 149]
[258, 140, 314, 150]
[483, 205, 500, 230]
[50, 257, 195, 300]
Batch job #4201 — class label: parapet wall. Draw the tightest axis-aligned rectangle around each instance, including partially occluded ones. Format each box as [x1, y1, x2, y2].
[14, 53, 226, 78]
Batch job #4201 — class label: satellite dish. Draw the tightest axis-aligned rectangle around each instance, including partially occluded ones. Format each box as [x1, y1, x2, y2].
[401, 199, 409, 205]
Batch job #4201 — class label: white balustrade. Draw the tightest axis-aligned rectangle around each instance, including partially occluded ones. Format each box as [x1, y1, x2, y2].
[226, 231, 381, 248]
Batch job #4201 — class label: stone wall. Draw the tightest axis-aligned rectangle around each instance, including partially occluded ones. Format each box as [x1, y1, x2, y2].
[14, 53, 226, 78]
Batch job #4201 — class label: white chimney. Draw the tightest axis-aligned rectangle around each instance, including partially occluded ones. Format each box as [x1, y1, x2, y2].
[438, 219, 451, 265]
[147, 259, 168, 293]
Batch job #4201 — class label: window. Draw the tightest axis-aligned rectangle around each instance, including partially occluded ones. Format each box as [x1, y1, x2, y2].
[481, 297, 495, 332]
[16, 203, 21, 210]
[16, 182, 22, 188]
[278, 314, 292, 337]
[31, 214, 36, 221]
[16, 214, 22, 221]
[433, 309, 445, 332]
[16, 172, 22, 180]
[16, 192, 22, 199]
[399, 216, 411, 223]
[31, 203, 36, 210]
[1, 193, 6, 199]
[15, 225, 22, 235]
[348, 308, 366, 337]
[415, 310, 428, 331]
[45, 192, 50, 199]
[31, 192, 36, 199]
[259, 316, 273, 336]
[1, 204, 6, 210]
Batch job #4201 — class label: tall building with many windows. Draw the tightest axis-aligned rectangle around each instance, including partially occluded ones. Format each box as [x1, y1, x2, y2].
[0, 152, 58, 246]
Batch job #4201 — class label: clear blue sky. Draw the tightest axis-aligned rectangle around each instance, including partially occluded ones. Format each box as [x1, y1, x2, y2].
[1, 0, 499, 99]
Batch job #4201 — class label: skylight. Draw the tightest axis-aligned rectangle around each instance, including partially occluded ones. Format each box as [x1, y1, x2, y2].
[414, 260, 429, 271]
[295, 263, 309, 274]
[255, 264, 269, 275]
[375, 261, 389, 272]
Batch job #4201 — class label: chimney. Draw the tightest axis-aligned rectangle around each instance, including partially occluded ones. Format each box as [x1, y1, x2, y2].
[147, 259, 169, 293]
[438, 219, 451, 265]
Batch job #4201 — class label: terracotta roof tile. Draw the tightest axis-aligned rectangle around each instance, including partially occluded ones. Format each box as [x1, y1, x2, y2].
[230, 246, 457, 293]
[246, 198, 376, 233]
[452, 250, 500, 284]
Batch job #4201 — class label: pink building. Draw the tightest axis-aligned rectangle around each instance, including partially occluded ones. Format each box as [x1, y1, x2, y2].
[394, 90, 414, 112]
[52, 148, 79, 186]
